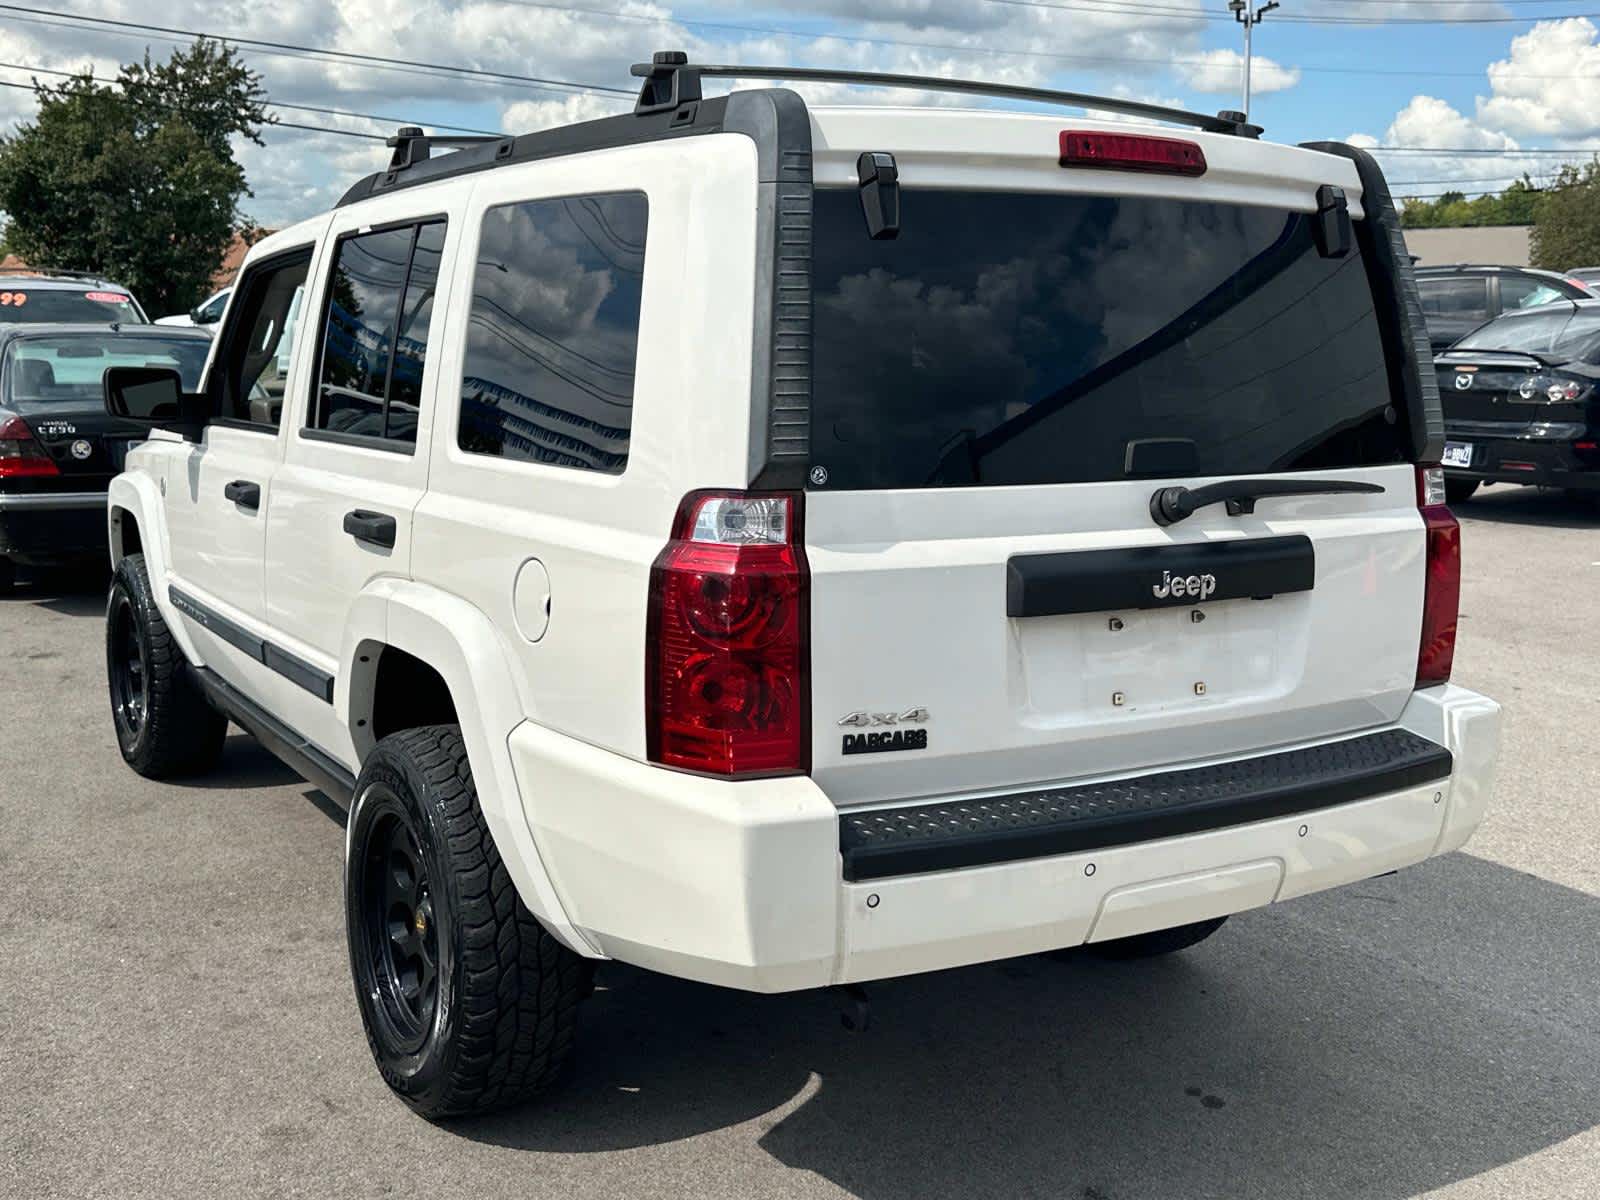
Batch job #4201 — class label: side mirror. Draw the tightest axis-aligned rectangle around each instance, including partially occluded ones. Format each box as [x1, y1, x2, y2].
[104, 366, 207, 439]
[193, 305, 221, 326]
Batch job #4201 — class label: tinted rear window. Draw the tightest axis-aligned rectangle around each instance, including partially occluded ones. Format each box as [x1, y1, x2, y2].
[1455, 306, 1600, 359]
[0, 287, 142, 324]
[6, 334, 208, 404]
[810, 189, 1409, 490]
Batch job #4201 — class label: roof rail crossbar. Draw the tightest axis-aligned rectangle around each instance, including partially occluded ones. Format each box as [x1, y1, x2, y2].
[630, 52, 1262, 137]
[386, 125, 507, 172]
[0, 266, 115, 282]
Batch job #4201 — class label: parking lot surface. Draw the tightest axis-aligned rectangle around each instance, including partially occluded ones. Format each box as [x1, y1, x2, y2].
[4, 482, 1598, 1200]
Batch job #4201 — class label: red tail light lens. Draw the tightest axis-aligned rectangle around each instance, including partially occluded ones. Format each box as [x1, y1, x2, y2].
[1415, 466, 1460, 689]
[1059, 130, 1206, 176]
[0, 414, 58, 478]
[646, 491, 809, 776]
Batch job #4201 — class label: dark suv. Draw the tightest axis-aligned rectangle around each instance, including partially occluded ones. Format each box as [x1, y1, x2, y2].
[1415, 265, 1592, 352]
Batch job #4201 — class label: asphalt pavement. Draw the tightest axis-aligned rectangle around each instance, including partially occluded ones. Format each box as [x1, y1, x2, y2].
[3, 481, 1598, 1200]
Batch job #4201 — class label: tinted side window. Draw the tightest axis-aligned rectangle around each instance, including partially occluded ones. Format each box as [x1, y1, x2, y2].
[1419, 277, 1489, 319]
[458, 192, 646, 473]
[1499, 276, 1563, 311]
[214, 249, 312, 428]
[312, 220, 444, 445]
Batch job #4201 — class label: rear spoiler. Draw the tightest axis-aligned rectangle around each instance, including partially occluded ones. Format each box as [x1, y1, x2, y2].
[1301, 142, 1445, 465]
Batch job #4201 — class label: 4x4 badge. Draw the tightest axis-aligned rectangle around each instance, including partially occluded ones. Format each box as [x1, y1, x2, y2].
[838, 707, 929, 727]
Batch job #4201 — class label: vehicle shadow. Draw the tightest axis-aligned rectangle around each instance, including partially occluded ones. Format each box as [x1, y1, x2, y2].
[463, 852, 1600, 1199]
[164, 734, 304, 791]
[0, 563, 109, 616]
[1456, 483, 1600, 529]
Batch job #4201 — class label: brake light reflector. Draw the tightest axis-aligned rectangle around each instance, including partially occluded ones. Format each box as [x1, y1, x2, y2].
[1415, 466, 1460, 689]
[646, 491, 809, 776]
[1059, 130, 1206, 176]
[0, 414, 58, 478]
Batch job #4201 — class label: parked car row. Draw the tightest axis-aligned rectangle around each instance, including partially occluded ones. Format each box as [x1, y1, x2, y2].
[1413, 264, 1600, 503]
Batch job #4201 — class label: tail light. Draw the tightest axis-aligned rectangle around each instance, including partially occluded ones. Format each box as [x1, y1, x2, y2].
[1059, 130, 1206, 176]
[646, 491, 809, 776]
[0, 415, 58, 478]
[1415, 466, 1460, 689]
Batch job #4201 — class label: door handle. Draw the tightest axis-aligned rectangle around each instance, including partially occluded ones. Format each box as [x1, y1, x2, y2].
[343, 509, 397, 549]
[224, 480, 261, 510]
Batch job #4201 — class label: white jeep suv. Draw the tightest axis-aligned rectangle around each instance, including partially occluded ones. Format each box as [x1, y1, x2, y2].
[100, 56, 1502, 1119]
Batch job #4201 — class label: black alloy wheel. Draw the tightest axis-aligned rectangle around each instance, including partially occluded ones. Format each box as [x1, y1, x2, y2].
[107, 588, 149, 741]
[354, 790, 441, 1053]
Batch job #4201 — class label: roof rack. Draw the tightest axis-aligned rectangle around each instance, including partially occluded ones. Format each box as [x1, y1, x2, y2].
[631, 51, 1262, 138]
[385, 125, 507, 171]
[0, 266, 115, 282]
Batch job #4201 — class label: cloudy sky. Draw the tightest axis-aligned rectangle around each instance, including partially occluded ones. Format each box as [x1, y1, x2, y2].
[1, 0, 1597, 229]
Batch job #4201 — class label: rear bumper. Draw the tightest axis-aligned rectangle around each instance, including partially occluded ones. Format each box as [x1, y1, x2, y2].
[1442, 425, 1600, 490]
[0, 491, 110, 564]
[511, 685, 1500, 992]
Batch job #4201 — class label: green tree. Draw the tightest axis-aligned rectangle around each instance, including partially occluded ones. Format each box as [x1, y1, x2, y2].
[0, 39, 271, 314]
[1399, 178, 1542, 230]
[1530, 161, 1600, 270]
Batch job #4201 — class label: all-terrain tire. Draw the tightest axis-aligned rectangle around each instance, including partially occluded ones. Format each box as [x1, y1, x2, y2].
[105, 553, 227, 777]
[346, 725, 592, 1120]
[1444, 478, 1479, 505]
[1086, 916, 1229, 960]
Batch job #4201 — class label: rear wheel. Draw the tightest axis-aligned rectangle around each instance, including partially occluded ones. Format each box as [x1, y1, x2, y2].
[106, 553, 227, 777]
[1444, 478, 1479, 505]
[0, 557, 13, 594]
[346, 725, 592, 1119]
[1085, 916, 1229, 960]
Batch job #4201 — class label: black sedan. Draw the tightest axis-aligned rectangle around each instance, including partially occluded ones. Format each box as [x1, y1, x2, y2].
[1434, 300, 1600, 504]
[0, 323, 210, 591]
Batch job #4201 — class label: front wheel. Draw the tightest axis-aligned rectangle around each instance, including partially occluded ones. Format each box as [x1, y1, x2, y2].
[105, 553, 227, 777]
[346, 725, 592, 1120]
[1444, 478, 1479, 506]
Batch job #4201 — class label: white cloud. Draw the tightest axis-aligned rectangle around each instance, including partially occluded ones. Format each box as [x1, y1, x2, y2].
[1351, 19, 1600, 198]
[1479, 17, 1600, 139]
[1173, 48, 1299, 96]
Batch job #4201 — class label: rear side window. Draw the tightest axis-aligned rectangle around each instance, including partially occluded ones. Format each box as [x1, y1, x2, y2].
[1499, 275, 1564, 310]
[457, 192, 646, 474]
[809, 189, 1410, 490]
[1419, 277, 1490, 320]
[311, 220, 445, 447]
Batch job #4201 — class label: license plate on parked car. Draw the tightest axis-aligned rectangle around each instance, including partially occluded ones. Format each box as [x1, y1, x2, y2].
[1442, 442, 1473, 468]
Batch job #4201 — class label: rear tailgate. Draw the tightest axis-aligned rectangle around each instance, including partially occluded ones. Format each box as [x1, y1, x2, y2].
[798, 119, 1428, 807]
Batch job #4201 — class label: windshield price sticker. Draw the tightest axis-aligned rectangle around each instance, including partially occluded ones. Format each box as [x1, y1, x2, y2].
[0, 291, 29, 307]
[85, 292, 129, 304]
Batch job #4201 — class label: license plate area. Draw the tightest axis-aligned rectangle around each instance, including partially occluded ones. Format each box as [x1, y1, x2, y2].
[1442, 441, 1474, 468]
[1009, 595, 1300, 726]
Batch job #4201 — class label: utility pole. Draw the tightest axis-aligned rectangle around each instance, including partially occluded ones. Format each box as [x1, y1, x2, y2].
[1228, 0, 1280, 119]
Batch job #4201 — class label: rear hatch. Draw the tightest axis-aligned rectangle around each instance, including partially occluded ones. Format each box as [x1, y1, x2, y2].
[800, 122, 1426, 806]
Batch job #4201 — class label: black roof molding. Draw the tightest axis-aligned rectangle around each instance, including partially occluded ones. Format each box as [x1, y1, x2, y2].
[631, 50, 1262, 137]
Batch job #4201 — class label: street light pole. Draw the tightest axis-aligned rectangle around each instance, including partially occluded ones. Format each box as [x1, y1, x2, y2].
[1228, 0, 1280, 119]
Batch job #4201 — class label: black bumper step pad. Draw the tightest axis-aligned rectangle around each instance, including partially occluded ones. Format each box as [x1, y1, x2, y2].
[839, 728, 1452, 882]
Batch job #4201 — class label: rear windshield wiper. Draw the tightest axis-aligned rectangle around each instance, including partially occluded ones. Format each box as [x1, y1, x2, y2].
[1150, 478, 1385, 526]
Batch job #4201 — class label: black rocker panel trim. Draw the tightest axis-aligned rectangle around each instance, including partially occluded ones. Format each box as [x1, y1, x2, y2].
[169, 586, 335, 702]
[839, 728, 1451, 882]
[193, 667, 355, 803]
[1007, 534, 1314, 618]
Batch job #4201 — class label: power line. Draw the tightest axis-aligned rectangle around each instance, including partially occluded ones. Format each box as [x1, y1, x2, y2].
[0, 5, 634, 98]
[0, 77, 391, 140]
[1373, 145, 1600, 154]
[985, 0, 1600, 22]
[0, 60, 503, 137]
